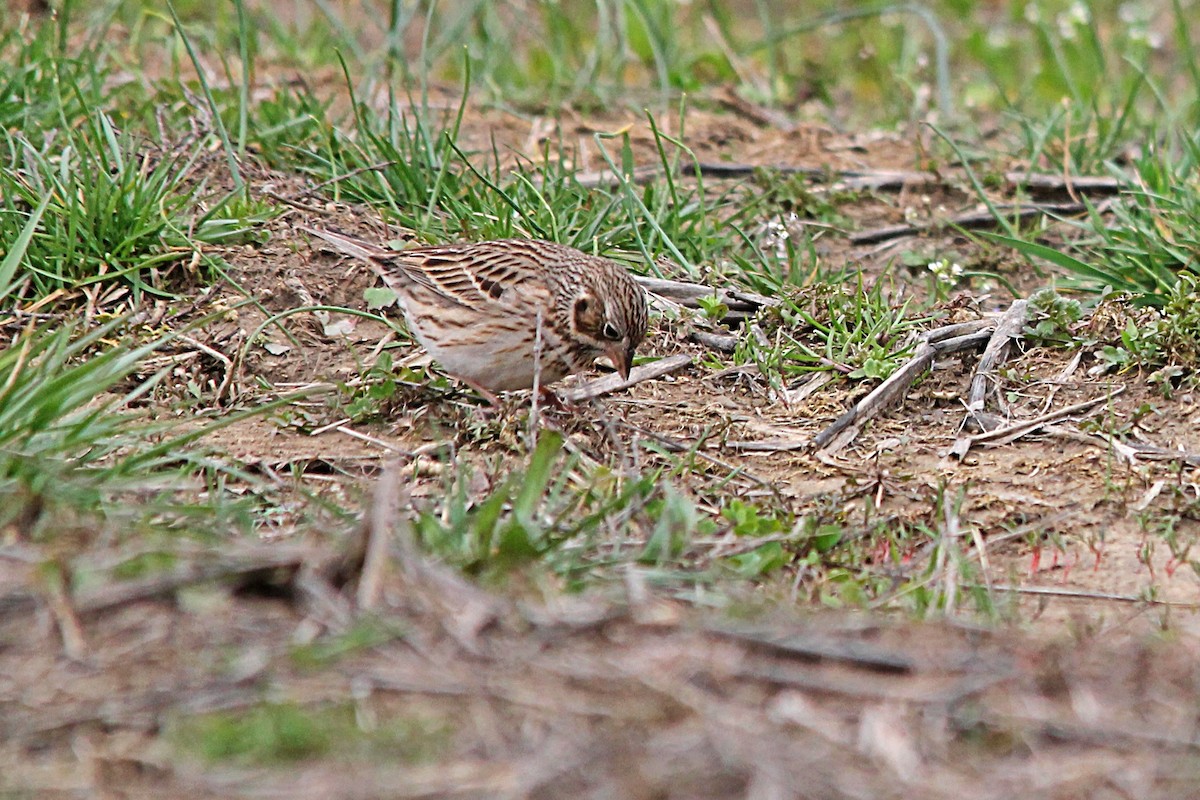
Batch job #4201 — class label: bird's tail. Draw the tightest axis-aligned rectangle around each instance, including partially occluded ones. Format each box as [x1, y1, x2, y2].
[300, 226, 399, 261]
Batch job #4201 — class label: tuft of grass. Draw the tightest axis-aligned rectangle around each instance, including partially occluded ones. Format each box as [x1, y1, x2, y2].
[416, 431, 601, 574]
[0, 15, 122, 144]
[411, 429, 734, 591]
[731, 278, 926, 392]
[1070, 137, 1200, 304]
[977, 132, 1200, 309]
[0, 193, 290, 541]
[0, 197, 160, 530]
[0, 114, 266, 302]
[0, 303, 243, 536]
[292, 84, 789, 289]
[171, 702, 451, 765]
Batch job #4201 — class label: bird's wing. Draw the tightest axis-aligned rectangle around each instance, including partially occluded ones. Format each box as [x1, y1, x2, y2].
[391, 242, 548, 310]
[304, 228, 549, 311]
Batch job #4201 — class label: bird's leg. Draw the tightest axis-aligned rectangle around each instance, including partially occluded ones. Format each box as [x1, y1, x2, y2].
[457, 377, 503, 409]
[537, 386, 592, 414]
[537, 386, 565, 410]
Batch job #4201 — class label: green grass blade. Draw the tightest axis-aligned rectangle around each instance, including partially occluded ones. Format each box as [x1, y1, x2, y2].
[0, 191, 50, 302]
[977, 231, 1127, 288]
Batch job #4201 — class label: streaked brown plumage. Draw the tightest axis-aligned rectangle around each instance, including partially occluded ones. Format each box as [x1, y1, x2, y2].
[302, 227, 648, 396]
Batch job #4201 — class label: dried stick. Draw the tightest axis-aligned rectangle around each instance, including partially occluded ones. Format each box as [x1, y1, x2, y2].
[850, 202, 1095, 246]
[812, 323, 994, 453]
[636, 275, 778, 319]
[948, 387, 1125, 460]
[563, 354, 692, 402]
[707, 626, 915, 673]
[690, 329, 738, 353]
[963, 299, 1029, 431]
[1046, 424, 1200, 469]
[45, 566, 87, 660]
[1003, 172, 1122, 195]
[178, 333, 236, 404]
[356, 459, 404, 610]
[575, 161, 1123, 198]
[719, 438, 809, 453]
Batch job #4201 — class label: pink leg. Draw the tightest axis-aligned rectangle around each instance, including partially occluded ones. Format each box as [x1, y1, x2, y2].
[457, 377, 502, 408]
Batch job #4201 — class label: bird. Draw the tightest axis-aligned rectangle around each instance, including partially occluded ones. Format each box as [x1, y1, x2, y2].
[301, 227, 649, 400]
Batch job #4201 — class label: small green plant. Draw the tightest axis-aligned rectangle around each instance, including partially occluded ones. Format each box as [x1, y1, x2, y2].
[735, 279, 924, 390]
[171, 702, 450, 764]
[696, 293, 729, 320]
[1025, 288, 1085, 346]
[1095, 318, 1162, 372]
[728, 541, 787, 577]
[342, 352, 397, 421]
[718, 499, 790, 577]
[722, 499, 788, 538]
[337, 352, 444, 423]
[1155, 272, 1200, 365]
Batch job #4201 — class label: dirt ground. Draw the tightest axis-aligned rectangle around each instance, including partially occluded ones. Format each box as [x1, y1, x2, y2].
[217, 107, 1200, 613]
[5, 104, 1200, 797]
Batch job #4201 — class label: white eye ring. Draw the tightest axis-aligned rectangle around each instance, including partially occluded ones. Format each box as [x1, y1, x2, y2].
[601, 322, 622, 341]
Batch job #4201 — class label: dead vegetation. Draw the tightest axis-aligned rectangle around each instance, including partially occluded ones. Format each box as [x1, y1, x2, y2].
[5, 470, 1200, 798]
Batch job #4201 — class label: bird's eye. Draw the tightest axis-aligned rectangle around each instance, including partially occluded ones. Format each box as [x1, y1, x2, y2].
[601, 322, 622, 341]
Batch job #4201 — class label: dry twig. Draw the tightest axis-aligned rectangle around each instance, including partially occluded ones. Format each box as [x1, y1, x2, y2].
[962, 299, 1029, 432]
[850, 202, 1099, 245]
[563, 353, 692, 402]
[949, 387, 1125, 460]
[812, 321, 994, 454]
[637, 275, 777, 318]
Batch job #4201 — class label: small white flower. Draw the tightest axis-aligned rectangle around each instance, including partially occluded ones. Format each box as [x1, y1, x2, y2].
[1057, 13, 1077, 39]
[761, 214, 795, 260]
[927, 259, 964, 286]
[1056, 1, 1090, 38]
[1024, 4, 1041, 24]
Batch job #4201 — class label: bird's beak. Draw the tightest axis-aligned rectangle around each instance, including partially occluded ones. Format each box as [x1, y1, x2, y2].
[607, 343, 634, 381]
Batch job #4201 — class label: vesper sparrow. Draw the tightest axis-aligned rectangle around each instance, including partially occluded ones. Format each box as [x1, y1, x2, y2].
[302, 227, 648, 398]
